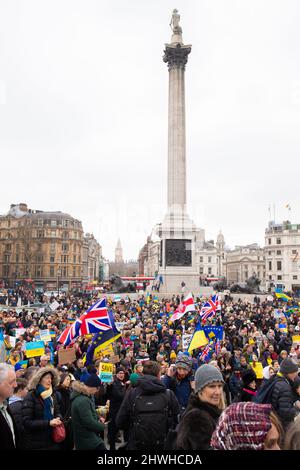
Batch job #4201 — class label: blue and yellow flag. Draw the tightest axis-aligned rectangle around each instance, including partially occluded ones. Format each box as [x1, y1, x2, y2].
[275, 289, 292, 302]
[188, 321, 208, 354]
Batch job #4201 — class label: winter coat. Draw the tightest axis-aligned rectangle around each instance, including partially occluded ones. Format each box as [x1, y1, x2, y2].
[116, 374, 180, 450]
[271, 374, 297, 428]
[0, 404, 19, 449]
[163, 374, 194, 411]
[175, 394, 222, 450]
[8, 397, 26, 449]
[70, 381, 105, 450]
[229, 373, 242, 398]
[22, 366, 61, 450]
[106, 378, 126, 418]
[22, 389, 61, 450]
[234, 387, 257, 403]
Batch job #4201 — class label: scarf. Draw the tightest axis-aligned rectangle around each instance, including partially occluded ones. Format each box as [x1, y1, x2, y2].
[36, 384, 54, 421]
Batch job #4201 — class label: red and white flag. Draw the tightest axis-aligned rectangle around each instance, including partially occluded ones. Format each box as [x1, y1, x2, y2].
[169, 293, 196, 323]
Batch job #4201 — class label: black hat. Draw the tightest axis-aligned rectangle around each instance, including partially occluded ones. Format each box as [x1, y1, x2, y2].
[280, 358, 299, 376]
[116, 367, 125, 374]
[85, 374, 102, 388]
[242, 369, 256, 387]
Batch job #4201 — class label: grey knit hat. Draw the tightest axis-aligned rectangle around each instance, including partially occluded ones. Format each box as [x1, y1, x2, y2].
[195, 364, 224, 393]
[279, 358, 299, 376]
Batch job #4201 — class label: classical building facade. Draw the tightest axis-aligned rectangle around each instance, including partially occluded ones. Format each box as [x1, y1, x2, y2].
[82, 233, 102, 284]
[265, 220, 300, 294]
[225, 243, 265, 287]
[0, 203, 84, 290]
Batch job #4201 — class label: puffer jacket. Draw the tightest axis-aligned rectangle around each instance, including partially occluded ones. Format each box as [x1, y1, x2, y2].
[271, 374, 297, 428]
[70, 381, 105, 450]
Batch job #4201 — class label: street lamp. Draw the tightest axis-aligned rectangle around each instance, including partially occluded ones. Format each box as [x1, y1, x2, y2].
[57, 268, 61, 295]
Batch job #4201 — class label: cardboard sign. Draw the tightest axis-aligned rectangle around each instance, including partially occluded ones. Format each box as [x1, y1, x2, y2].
[25, 341, 45, 358]
[15, 328, 26, 338]
[39, 329, 52, 343]
[99, 362, 113, 383]
[58, 347, 76, 365]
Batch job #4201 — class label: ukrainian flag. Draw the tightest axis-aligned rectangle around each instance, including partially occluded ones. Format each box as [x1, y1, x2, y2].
[188, 321, 208, 354]
[275, 289, 292, 302]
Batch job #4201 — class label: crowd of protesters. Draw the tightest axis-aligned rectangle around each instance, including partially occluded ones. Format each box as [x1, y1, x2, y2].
[0, 288, 300, 451]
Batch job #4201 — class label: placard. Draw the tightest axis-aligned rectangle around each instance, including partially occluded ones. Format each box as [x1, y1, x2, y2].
[182, 334, 193, 350]
[58, 347, 76, 365]
[39, 329, 52, 343]
[25, 341, 45, 358]
[15, 328, 26, 338]
[99, 362, 113, 383]
[292, 335, 300, 345]
[250, 362, 264, 379]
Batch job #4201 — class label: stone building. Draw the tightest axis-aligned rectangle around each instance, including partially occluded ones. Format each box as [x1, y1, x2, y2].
[0, 203, 84, 290]
[225, 243, 265, 287]
[82, 233, 102, 284]
[265, 220, 300, 295]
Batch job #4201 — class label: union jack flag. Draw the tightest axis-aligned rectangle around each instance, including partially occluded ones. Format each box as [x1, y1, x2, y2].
[58, 298, 112, 346]
[214, 339, 221, 356]
[199, 344, 211, 363]
[200, 294, 221, 322]
[78, 298, 112, 336]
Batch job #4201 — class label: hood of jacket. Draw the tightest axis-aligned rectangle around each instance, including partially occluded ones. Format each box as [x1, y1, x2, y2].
[8, 395, 23, 405]
[70, 380, 93, 401]
[135, 374, 167, 395]
[28, 365, 60, 390]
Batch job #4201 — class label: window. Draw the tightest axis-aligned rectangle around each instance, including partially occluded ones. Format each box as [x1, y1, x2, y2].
[37, 230, 44, 238]
[51, 231, 56, 238]
[62, 243, 69, 252]
[35, 266, 43, 277]
[276, 250, 281, 255]
[200, 256, 203, 263]
[269, 261, 272, 270]
[268, 251, 272, 256]
[293, 275, 298, 280]
[277, 275, 282, 280]
[276, 238, 281, 244]
[16, 244, 19, 253]
[3, 265, 9, 276]
[5, 244, 11, 252]
[269, 275, 272, 280]
[277, 261, 282, 271]
[50, 256, 55, 263]
[63, 220, 68, 227]
[51, 220, 57, 227]
[63, 266, 68, 277]
[73, 255, 76, 263]
[36, 255, 43, 263]
[208, 267, 212, 275]
[38, 219, 43, 226]
[73, 267, 76, 277]
[199, 267, 204, 274]
[50, 243, 56, 252]
[50, 267, 55, 277]
[16, 254, 19, 263]
[3, 254, 10, 263]
[63, 231, 69, 239]
[208, 256, 212, 263]
[268, 238, 271, 245]
[292, 250, 297, 255]
[61, 255, 68, 264]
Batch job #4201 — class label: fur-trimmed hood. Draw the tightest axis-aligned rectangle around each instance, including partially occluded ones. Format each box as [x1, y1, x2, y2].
[28, 366, 60, 390]
[70, 380, 93, 398]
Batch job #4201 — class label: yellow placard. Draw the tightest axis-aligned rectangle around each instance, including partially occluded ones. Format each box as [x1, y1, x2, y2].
[99, 362, 113, 374]
[249, 338, 255, 345]
[250, 362, 264, 379]
[25, 347, 45, 358]
[292, 335, 300, 344]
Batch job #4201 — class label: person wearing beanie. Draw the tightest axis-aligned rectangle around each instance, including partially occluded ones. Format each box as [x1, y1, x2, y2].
[163, 355, 194, 412]
[70, 375, 106, 450]
[211, 402, 283, 450]
[175, 365, 225, 450]
[268, 357, 299, 429]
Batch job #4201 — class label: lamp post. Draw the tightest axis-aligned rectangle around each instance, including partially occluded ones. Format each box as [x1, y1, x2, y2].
[57, 268, 61, 295]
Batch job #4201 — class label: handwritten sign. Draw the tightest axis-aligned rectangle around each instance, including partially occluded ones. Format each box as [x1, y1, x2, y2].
[99, 362, 113, 383]
[58, 347, 76, 365]
[39, 329, 52, 343]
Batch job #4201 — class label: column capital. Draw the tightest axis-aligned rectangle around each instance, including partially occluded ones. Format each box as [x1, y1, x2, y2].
[163, 43, 192, 70]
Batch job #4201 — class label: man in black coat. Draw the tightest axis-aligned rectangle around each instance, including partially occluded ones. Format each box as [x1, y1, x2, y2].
[106, 368, 127, 451]
[8, 377, 28, 449]
[0, 363, 18, 449]
[270, 357, 299, 429]
[116, 361, 180, 450]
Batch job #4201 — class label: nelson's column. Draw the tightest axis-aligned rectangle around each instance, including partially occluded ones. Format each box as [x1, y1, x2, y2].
[157, 9, 205, 293]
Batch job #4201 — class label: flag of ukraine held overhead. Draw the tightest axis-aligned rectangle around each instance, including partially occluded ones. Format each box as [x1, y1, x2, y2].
[275, 289, 292, 302]
[188, 321, 208, 354]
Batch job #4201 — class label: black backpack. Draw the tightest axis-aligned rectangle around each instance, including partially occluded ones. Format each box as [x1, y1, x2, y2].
[252, 375, 279, 404]
[132, 391, 170, 450]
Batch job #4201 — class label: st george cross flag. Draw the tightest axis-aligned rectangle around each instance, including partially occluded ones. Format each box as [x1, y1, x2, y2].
[169, 293, 196, 323]
[200, 294, 221, 322]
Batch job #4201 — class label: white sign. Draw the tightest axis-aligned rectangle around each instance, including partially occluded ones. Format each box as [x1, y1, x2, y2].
[50, 300, 60, 311]
[15, 328, 26, 338]
[8, 336, 16, 348]
[182, 334, 193, 351]
[39, 329, 52, 343]
[115, 322, 126, 332]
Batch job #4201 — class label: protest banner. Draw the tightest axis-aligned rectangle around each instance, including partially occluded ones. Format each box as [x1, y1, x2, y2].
[25, 341, 45, 358]
[39, 329, 52, 343]
[58, 347, 76, 365]
[99, 362, 113, 383]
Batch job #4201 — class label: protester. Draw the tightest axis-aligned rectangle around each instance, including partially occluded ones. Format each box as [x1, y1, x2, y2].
[22, 366, 62, 450]
[163, 355, 194, 412]
[175, 364, 224, 450]
[106, 367, 126, 451]
[211, 402, 283, 450]
[0, 363, 18, 449]
[8, 377, 28, 449]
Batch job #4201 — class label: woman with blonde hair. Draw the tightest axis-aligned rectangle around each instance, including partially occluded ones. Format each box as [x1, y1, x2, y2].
[175, 364, 225, 450]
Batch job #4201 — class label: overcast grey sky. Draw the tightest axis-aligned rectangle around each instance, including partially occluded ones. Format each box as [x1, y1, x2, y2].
[0, 0, 299, 261]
